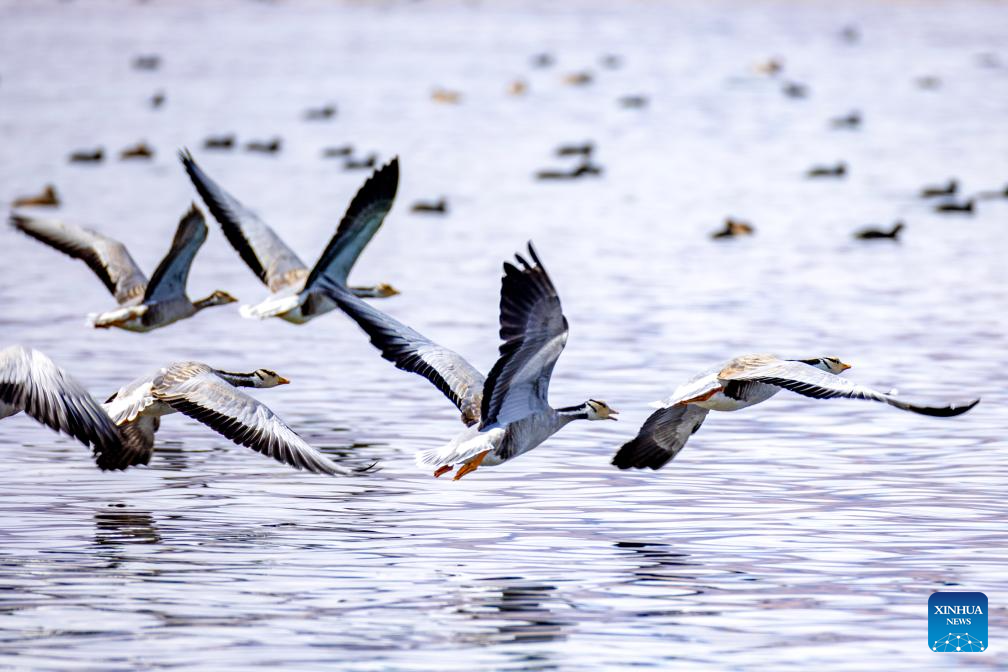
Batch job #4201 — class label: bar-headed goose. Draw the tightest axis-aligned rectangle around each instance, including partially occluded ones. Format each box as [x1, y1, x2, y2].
[180, 151, 400, 324]
[324, 242, 618, 480]
[613, 354, 980, 471]
[102, 362, 351, 475]
[1, 345, 124, 466]
[10, 206, 237, 332]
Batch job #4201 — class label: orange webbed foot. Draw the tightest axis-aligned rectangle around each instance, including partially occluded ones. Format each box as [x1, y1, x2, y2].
[453, 450, 489, 481]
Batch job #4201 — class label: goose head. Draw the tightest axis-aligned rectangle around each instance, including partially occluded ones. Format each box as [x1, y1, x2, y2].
[252, 369, 290, 388]
[802, 356, 851, 374]
[585, 399, 619, 421]
[351, 283, 400, 299]
[194, 290, 239, 309]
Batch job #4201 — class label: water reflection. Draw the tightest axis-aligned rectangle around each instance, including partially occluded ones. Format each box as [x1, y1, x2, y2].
[93, 508, 161, 546]
[456, 578, 571, 649]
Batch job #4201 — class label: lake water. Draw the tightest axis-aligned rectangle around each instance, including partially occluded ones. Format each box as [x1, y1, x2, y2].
[1, 0, 1006, 669]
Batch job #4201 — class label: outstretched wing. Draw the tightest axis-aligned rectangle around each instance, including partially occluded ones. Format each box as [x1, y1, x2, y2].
[303, 158, 399, 291]
[151, 362, 349, 475]
[180, 150, 307, 292]
[479, 243, 568, 429]
[321, 283, 485, 425]
[721, 360, 980, 417]
[612, 404, 710, 470]
[0, 345, 125, 466]
[10, 214, 147, 304]
[143, 205, 208, 302]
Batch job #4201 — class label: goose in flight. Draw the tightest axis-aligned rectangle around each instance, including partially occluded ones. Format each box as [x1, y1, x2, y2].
[101, 361, 351, 475]
[323, 242, 618, 480]
[180, 150, 400, 324]
[613, 354, 980, 470]
[1, 345, 124, 466]
[10, 206, 237, 332]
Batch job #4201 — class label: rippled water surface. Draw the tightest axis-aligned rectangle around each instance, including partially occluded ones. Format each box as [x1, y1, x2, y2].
[1, 1, 1006, 669]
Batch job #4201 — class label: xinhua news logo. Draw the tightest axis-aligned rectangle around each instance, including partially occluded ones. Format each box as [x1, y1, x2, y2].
[929, 591, 987, 652]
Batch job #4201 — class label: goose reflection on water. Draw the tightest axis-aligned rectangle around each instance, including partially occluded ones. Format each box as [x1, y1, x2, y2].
[454, 578, 572, 648]
[93, 507, 161, 570]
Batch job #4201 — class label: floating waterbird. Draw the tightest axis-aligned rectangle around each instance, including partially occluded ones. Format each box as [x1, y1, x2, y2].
[322, 145, 354, 158]
[711, 218, 754, 239]
[806, 162, 846, 178]
[69, 148, 104, 163]
[531, 53, 555, 68]
[411, 198, 448, 214]
[782, 81, 808, 98]
[344, 154, 377, 170]
[132, 54, 161, 71]
[613, 355, 979, 470]
[855, 221, 904, 240]
[830, 110, 862, 129]
[304, 104, 337, 120]
[556, 142, 594, 158]
[120, 142, 154, 160]
[10, 206, 237, 331]
[619, 95, 648, 109]
[326, 243, 618, 480]
[13, 184, 59, 208]
[181, 151, 400, 323]
[934, 199, 974, 214]
[431, 88, 461, 104]
[535, 162, 603, 180]
[203, 134, 235, 150]
[920, 180, 958, 198]
[245, 138, 282, 154]
[563, 72, 593, 86]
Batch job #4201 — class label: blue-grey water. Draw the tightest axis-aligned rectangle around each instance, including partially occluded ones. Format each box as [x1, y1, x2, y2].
[1, 1, 1006, 669]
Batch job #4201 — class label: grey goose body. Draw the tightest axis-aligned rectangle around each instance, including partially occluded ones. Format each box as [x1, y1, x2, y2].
[323, 242, 617, 480]
[10, 206, 237, 332]
[180, 151, 400, 324]
[103, 362, 350, 475]
[614, 354, 980, 471]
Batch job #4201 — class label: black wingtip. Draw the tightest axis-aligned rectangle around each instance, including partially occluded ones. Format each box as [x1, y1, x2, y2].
[611, 436, 672, 470]
[526, 240, 541, 266]
[923, 397, 981, 417]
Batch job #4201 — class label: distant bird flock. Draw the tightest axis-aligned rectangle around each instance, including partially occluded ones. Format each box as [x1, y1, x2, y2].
[3, 40, 991, 480]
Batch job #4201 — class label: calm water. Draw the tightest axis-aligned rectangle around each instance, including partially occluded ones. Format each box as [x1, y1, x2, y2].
[1, 1, 1006, 669]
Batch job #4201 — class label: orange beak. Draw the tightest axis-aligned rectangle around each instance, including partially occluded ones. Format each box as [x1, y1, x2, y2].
[277, 376, 291, 385]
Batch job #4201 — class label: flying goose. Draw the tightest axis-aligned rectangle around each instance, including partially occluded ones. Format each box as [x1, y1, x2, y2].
[1, 345, 124, 466]
[102, 361, 350, 475]
[324, 242, 618, 480]
[613, 354, 980, 471]
[10, 206, 237, 332]
[181, 150, 400, 323]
